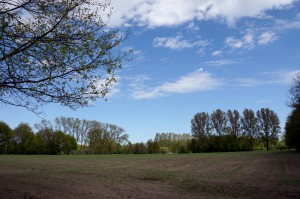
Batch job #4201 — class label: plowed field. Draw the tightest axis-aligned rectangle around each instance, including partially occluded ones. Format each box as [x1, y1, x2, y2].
[0, 151, 299, 199]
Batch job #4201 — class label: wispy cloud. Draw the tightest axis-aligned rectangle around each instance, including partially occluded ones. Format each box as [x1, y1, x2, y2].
[187, 22, 200, 31]
[128, 69, 299, 100]
[234, 70, 300, 87]
[225, 30, 278, 50]
[225, 33, 255, 50]
[275, 13, 300, 30]
[259, 70, 300, 84]
[131, 68, 223, 99]
[204, 59, 237, 67]
[153, 35, 208, 50]
[258, 32, 277, 45]
[234, 78, 261, 87]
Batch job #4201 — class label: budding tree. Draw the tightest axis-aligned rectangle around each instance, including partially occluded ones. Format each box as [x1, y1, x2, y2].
[0, 0, 129, 112]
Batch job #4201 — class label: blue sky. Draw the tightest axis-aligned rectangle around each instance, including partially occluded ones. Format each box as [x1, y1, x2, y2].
[1, 0, 300, 143]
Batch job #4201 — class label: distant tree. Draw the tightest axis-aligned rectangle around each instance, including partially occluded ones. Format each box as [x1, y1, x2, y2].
[211, 109, 227, 151]
[88, 127, 107, 154]
[227, 109, 241, 151]
[0, 0, 129, 113]
[289, 72, 300, 108]
[285, 73, 300, 150]
[51, 131, 77, 155]
[55, 117, 121, 152]
[0, 121, 12, 154]
[172, 136, 190, 153]
[133, 142, 147, 154]
[257, 108, 281, 151]
[12, 123, 36, 154]
[160, 147, 169, 154]
[191, 112, 211, 152]
[126, 142, 134, 154]
[34, 119, 54, 132]
[51, 131, 66, 155]
[114, 128, 129, 153]
[55, 117, 81, 143]
[61, 134, 77, 154]
[103, 123, 128, 154]
[211, 109, 227, 137]
[35, 132, 46, 154]
[37, 117, 102, 152]
[285, 105, 300, 150]
[153, 132, 191, 153]
[241, 109, 258, 151]
[147, 139, 160, 154]
[35, 129, 77, 155]
[188, 138, 199, 153]
[54, 117, 69, 134]
[35, 128, 52, 154]
[154, 133, 170, 149]
[87, 122, 128, 154]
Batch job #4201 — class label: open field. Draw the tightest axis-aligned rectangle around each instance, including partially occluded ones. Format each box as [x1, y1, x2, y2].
[0, 151, 300, 199]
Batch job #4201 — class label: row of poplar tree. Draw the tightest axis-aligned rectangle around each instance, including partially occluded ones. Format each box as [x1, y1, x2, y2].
[190, 108, 280, 152]
[140, 108, 281, 154]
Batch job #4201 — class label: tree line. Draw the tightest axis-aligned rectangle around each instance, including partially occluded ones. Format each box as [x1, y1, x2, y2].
[133, 108, 281, 154]
[0, 117, 129, 155]
[190, 108, 280, 152]
[0, 107, 288, 155]
[0, 122, 77, 155]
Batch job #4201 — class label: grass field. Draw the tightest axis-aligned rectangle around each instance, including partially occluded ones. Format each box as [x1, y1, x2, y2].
[0, 151, 299, 199]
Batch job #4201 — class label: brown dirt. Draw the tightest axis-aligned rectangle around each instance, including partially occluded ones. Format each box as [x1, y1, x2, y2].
[0, 151, 299, 199]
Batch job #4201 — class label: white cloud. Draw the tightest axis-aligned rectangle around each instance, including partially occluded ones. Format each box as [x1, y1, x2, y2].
[225, 30, 278, 50]
[107, 0, 295, 27]
[204, 59, 237, 67]
[234, 78, 261, 87]
[187, 22, 200, 31]
[234, 70, 300, 87]
[131, 68, 223, 99]
[104, 0, 144, 27]
[225, 33, 255, 50]
[153, 35, 208, 50]
[202, 0, 295, 26]
[129, 69, 300, 100]
[258, 31, 277, 45]
[275, 13, 300, 30]
[260, 70, 300, 84]
[211, 51, 222, 56]
[225, 37, 244, 49]
[131, 0, 202, 27]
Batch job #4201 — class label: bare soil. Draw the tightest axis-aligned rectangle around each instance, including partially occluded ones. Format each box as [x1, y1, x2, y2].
[0, 151, 299, 199]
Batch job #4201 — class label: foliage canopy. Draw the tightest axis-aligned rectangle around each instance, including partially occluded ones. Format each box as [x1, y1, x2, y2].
[0, 0, 129, 112]
[285, 73, 300, 150]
